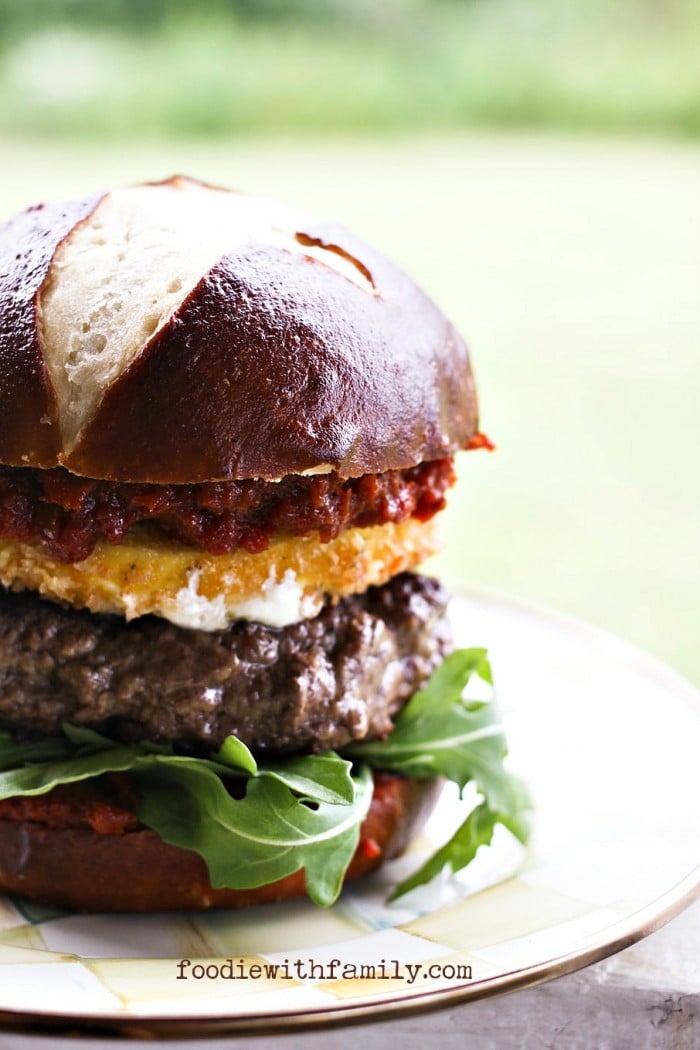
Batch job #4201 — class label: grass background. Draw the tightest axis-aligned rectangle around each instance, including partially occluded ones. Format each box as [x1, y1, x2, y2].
[2, 133, 697, 685]
[1, 1, 700, 139]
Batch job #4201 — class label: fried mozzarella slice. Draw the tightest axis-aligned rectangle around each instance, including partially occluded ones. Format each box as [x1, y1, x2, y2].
[0, 517, 440, 630]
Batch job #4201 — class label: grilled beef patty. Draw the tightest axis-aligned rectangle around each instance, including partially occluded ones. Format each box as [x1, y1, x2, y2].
[0, 573, 449, 756]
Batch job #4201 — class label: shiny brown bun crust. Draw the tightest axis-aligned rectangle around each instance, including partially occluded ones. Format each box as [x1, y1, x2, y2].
[0, 193, 103, 469]
[0, 177, 478, 483]
[0, 772, 441, 912]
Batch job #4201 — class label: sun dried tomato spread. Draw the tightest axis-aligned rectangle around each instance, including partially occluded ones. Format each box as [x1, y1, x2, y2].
[0, 459, 455, 562]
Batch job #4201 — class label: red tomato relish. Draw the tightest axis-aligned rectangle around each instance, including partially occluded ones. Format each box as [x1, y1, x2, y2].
[0, 458, 457, 563]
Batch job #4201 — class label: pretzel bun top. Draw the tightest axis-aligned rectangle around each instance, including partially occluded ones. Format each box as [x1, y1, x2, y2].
[0, 176, 477, 484]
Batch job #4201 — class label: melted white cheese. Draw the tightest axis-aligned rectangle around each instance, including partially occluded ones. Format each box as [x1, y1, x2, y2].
[162, 566, 320, 631]
[163, 569, 229, 630]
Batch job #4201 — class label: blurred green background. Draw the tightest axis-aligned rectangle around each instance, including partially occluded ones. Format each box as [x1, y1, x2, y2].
[0, 2, 698, 684]
[2, 0, 700, 137]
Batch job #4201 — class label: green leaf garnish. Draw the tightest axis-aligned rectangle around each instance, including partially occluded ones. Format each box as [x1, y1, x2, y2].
[136, 760, 372, 908]
[389, 773, 532, 900]
[347, 648, 533, 899]
[212, 735, 258, 775]
[389, 801, 500, 901]
[260, 752, 357, 806]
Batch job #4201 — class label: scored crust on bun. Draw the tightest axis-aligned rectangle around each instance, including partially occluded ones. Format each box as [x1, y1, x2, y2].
[0, 176, 506, 913]
[0, 175, 476, 481]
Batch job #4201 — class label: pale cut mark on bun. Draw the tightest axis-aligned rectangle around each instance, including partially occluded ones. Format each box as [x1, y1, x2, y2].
[0, 517, 440, 629]
[38, 176, 375, 454]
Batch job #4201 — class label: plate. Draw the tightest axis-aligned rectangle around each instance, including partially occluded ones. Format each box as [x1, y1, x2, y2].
[0, 590, 698, 1036]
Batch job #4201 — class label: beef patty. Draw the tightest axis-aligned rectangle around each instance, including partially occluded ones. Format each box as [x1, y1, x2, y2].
[0, 573, 449, 756]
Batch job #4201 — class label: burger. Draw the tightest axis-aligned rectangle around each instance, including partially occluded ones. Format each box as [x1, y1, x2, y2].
[0, 176, 529, 911]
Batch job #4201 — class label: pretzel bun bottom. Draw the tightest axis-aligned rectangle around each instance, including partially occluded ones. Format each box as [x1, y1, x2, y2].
[0, 773, 441, 912]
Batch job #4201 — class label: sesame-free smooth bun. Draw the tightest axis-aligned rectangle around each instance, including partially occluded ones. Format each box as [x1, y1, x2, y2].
[0, 176, 478, 483]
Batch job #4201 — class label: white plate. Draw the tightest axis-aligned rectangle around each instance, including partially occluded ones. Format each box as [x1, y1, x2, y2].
[0, 590, 698, 1036]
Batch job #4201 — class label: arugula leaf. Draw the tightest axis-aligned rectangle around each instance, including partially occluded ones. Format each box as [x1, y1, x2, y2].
[389, 772, 532, 900]
[0, 732, 246, 799]
[135, 760, 373, 907]
[389, 801, 499, 901]
[0, 743, 157, 798]
[346, 649, 510, 799]
[0, 732, 73, 771]
[61, 723, 127, 752]
[260, 753, 357, 806]
[212, 735, 258, 776]
[347, 648, 533, 900]
[395, 648, 493, 728]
